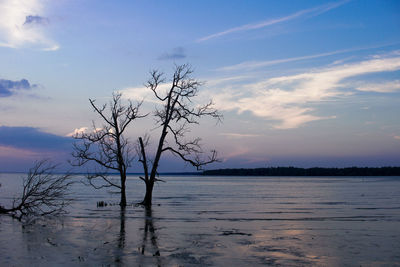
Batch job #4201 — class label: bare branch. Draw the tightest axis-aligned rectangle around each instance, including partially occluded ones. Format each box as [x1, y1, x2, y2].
[0, 160, 74, 221]
[138, 136, 149, 182]
[162, 147, 219, 170]
[146, 70, 168, 101]
[84, 173, 122, 189]
[89, 98, 114, 127]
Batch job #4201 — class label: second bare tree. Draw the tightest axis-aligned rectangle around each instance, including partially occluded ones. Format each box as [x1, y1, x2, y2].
[138, 64, 222, 206]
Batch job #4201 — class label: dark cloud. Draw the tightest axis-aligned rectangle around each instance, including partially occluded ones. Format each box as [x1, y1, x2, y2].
[0, 79, 35, 97]
[0, 126, 72, 151]
[158, 47, 186, 61]
[24, 15, 49, 26]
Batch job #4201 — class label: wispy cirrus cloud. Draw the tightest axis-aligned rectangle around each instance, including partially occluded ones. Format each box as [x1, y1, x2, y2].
[355, 80, 400, 93]
[0, 0, 58, 50]
[197, 0, 348, 42]
[206, 52, 400, 129]
[117, 51, 400, 130]
[217, 50, 347, 72]
[217, 44, 395, 72]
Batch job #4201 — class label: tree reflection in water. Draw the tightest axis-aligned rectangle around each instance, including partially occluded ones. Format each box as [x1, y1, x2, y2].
[112, 207, 126, 265]
[118, 207, 126, 249]
[139, 206, 161, 266]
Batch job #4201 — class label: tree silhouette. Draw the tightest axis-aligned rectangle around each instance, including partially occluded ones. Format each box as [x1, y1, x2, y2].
[138, 64, 221, 206]
[71, 93, 143, 207]
[0, 160, 73, 221]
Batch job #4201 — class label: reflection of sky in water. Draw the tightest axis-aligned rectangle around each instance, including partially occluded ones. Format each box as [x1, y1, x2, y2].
[1, 174, 400, 266]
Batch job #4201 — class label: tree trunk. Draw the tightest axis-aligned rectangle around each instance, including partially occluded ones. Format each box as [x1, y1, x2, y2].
[141, 131, 167, 206]
[120, 187, 127, 207]
[141, 180, 154, 207]
[120, 172, 127, 207]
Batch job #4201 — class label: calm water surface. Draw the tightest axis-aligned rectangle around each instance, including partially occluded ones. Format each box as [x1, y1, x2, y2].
[1, 174, 400, 266]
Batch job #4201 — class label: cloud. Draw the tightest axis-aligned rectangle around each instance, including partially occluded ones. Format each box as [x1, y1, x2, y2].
[24, 15, 48, 25]
[394, 136, 400, 140]
[119, 83, 172, 103]
[0, 0, 59, 50]
[217, 51, 345, 72]
[118, 86, 151, 102]
[355, 80, 400, 93]
[0, 126, 72, 151]
[0, 145, 42, 172]
[206, 53, 400, 129]
[0, 127, 74, 171]
[158, 47, 186, 60]
[197, 0, 348, 42]
[66, 127, 104, 137]
[217, 44, 391, 72]
[219, 133, 262, 138]
[0, 144, 40, 157]
[221, 146, 252, 160]
[0, 78, 35, 97]
[66, 127, 89, 137]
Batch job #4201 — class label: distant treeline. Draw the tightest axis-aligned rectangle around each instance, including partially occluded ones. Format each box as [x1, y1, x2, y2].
[202, 167, 400, 176]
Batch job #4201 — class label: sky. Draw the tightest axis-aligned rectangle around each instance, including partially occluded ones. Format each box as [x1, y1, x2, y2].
[0, 0, 399, 172]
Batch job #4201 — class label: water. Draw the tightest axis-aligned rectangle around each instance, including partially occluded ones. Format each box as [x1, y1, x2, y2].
[1, 174, 400, 266]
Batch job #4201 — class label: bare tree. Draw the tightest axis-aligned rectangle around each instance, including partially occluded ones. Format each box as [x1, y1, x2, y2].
[71, 92, 143, 207]
[0, 160, 73, 221]
[138, 64, 222, 206]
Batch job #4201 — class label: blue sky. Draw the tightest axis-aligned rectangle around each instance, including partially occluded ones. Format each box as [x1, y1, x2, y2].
[0, 0, 399, 172]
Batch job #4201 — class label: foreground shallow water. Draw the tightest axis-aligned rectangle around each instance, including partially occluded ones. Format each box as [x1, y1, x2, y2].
[1, 174, 400, 266]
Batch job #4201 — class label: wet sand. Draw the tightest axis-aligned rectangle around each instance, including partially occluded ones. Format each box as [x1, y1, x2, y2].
[1, 175, 400, 266]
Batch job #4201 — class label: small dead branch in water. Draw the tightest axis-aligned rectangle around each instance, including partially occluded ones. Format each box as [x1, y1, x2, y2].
[97, 201, 108, 207]
[220, 229, 252, 236]
[47, 238, 58, 246]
